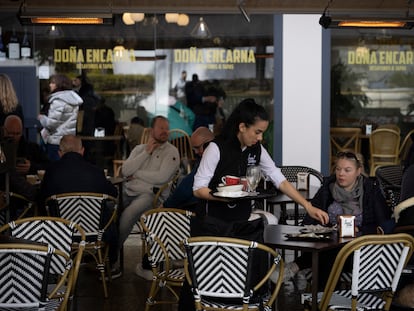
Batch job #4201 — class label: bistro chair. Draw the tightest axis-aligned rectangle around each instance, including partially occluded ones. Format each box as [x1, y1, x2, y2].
[182, 236, 284, 311]
[0, 216, 86, 310]
[132, 169, 182, 275]
[369, 128, 401, 176]
[399, 128, 414, 166]
[278, 166, 323, 225]
[140, 127, 152, 144]
[375, 164, 403, 211]
[330, 127, 362, 172]
[377, 123, 401, 134]
[152, 169, 181, 208]
[169, 128, 194, 174]
[45, 192, 118, 298]
[0, 241, 72, 311]
[112, 159, 125, 178]
[140, 208, 195, 311]
[0, 192, 36, 227]
[303, 233, 414, 311]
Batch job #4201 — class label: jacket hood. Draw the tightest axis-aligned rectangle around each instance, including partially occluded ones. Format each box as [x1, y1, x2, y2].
[49, 90, 83, 106]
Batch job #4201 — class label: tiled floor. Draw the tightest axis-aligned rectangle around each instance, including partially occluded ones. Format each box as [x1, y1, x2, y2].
[73, 233, 307, 311]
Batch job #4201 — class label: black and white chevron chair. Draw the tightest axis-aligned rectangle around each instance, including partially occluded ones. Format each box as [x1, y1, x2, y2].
[304, 233, 414, 311]
[140, 208, 195, 311]
[279, 166, 323, 225]
[45, 192, 117, 298]
[0, 216, 86, 310]
[0, 192, 35, 227]
[182, 236, 284, 311]
[0, 241, 71, 311]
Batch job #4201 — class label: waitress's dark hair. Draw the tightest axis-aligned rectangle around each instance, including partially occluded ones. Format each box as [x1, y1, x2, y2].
[221, 98, 269, 140]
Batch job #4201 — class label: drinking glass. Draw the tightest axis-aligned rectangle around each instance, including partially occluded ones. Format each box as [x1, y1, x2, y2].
[246, 165, 261, 193]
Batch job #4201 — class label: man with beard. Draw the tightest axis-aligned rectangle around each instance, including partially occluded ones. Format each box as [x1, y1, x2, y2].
[117, 116, 179, 277]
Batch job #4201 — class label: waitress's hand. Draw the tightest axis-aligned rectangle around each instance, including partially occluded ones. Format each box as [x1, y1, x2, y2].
[306, 204, 329, 225]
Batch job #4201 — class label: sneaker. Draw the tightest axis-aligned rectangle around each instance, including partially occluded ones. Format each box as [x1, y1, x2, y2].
[270, 262, 299, 284]
[99, 267, 122, 281]
[135, 263, 153, 281]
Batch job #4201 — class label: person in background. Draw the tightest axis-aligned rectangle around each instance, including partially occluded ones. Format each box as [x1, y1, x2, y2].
[94, 96, 117, 160]
[160, 126, 214, 210]
[279, 151, 391, 287]
[118, 116, 179, 279]
[126, 116, 145, 153]
[174, 70, 187, 105]
[167, 95, 195, 135]
[0, 73, 24, 126]
[73, 73, 99, 136]
[3, 115, 50, 175]
[185, 73, 204, 112]
[40, 135, 119, 274]
[38, 74, 83, 161]
[40, 134, 117, 200]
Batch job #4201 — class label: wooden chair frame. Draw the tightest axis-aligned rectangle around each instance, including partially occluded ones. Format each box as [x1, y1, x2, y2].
[330, 127, 362, 172]
[168, 128, 194, 174]
[369, 128, 401, 176]
[399, 129, 414, 164]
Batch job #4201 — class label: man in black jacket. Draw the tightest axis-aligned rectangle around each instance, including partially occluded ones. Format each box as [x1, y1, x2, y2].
[40, 135, 120, 275]
[40, 134, 117, 199]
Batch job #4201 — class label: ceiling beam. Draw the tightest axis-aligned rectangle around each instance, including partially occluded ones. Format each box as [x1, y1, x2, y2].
[0, 0, 411, 15]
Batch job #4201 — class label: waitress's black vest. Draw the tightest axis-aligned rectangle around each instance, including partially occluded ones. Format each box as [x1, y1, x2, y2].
[205, 136, 261, 221]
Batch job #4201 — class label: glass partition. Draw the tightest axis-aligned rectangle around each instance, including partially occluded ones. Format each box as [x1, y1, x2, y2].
[331, 28, 414, 137]
[0, 13, 274, 141]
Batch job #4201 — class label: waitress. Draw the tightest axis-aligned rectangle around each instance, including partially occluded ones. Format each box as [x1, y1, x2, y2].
[192, 98, 329, 237]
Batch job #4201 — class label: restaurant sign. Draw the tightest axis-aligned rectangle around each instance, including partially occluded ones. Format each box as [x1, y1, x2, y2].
[54, 47, 135, 69]
[174, 47, 256, 70]
[346, 48, 414, 71]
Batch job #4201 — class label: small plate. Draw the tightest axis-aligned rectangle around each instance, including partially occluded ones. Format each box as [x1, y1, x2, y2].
[212, 191, 250, 198]
[299, 225, 336, 234]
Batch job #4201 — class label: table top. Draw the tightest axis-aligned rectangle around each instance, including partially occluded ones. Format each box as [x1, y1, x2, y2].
[79, 135, 123, 141]
[266, 185, 319, 204]
[264, 224, 355, 252]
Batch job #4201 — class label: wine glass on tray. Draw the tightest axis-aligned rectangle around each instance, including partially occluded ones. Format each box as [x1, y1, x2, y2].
[246, 165, 261, 194]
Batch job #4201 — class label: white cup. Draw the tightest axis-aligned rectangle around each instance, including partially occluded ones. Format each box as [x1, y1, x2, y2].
[37, 170, 46, 181]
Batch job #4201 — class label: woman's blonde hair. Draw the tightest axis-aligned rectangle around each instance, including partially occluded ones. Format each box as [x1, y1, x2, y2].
[0, 74, 18, 114]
